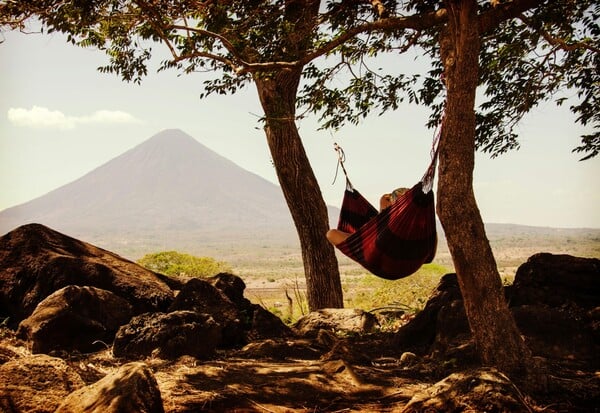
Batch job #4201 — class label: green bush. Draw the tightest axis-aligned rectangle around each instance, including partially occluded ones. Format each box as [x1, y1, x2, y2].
[137, 251, 232, 277]
[346, 263, 449, 314]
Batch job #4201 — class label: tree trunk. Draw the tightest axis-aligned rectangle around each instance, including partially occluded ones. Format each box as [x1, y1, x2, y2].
[436, 0, 532, 376]
[254, 69, 344, 311]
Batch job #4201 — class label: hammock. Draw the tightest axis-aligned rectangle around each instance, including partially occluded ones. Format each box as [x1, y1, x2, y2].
[332, 142, 439, 280]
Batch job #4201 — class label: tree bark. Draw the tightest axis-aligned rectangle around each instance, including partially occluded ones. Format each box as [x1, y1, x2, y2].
[436, 0, 532, 376]
[254, 68, 344, 311]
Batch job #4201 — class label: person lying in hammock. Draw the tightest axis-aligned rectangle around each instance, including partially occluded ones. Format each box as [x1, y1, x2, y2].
[326, 187, 409, 246]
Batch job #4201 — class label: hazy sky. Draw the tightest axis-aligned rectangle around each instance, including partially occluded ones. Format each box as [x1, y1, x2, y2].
[1, 29, 598, 229]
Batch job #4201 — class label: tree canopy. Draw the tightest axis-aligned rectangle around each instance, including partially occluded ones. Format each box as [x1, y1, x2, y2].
[298, 1, 599, 159]
[3, 1, 597, 158]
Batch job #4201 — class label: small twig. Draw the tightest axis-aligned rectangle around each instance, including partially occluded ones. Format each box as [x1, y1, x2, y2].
[518, 14, 600, 55]
[369, 304, 415, 313]
[285, 289, 293, 321]
[247, 398, 277, 413]
[91, 340, 111, 350]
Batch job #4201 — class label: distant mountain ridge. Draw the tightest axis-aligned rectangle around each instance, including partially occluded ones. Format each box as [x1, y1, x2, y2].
[0, 129, 307, 253]
[2, 129, 596, 261]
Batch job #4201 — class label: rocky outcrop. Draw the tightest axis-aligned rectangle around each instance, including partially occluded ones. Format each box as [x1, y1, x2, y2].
[168, 277, 245, 346]
[0, 224, 174, 327]
[246, 303, 294, 341]
[206, 272, 248, 305]
[17, 285, 133, 354]
[0, 353, 85, 413]
[113, 275, 293, 359]
[293, 308, 378, 337]
[402, 368, 531, 413]
[206, 273, 293, 342]
[113, 311, 222, 359]
[507, 254, 599, 362]
[55, 362, 164, 413]
[509, 253, 600, 309]
[0, 224, 293, 358]
[394, 254, 600, 364]
[393, 273, 466, 354]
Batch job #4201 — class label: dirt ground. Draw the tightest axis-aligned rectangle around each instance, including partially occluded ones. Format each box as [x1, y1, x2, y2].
[3, 327, 596, 413]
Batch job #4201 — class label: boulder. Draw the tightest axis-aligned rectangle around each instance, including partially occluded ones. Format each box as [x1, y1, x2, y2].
[293, 308, 378, 337]
[246, 303, 293, 341]
[512, 304, 596, 361]
[55, 362, 164, 413]
[430, 297, 472, 359]
[394, 273, 464, 353]
[402, 368, 531, 413]
[0, 224, 174, 326]
[17, 285, 133, 354]
[509, 253, 600, 309]
[168, 277, 245, 346]
[207, 272, 248, 306]
[113, 311, 222, 359]
[509, 254, 599, 363]
[395, 254, 600, 363]
[0, 353, 85, 413]
[205, 273, 293, 342]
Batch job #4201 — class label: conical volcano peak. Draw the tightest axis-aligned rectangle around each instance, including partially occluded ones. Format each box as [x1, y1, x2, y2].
[0, 129, 295, 249]
[143, 129, 199, 147]
[125, 129, 221, 163]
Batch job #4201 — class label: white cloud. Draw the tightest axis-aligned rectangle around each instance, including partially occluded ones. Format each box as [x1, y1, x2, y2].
[7, 106, 142, 129]
[78, 110, 141, 125]
[8, 106, 74, 129]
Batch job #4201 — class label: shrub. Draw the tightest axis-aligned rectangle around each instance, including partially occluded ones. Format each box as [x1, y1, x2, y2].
[137, 251, 232, 277]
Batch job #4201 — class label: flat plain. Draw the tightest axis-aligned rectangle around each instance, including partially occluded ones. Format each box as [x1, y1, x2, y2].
[165, 224, 600, 320]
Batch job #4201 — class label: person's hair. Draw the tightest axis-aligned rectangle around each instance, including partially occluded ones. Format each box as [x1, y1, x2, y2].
[390, 187, 409, 202]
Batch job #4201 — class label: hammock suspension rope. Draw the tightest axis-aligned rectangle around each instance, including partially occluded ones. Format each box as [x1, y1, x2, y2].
[330, 126, 442, 280]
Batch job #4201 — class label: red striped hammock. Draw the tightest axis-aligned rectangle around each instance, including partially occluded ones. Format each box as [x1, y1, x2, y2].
[332, 143, 439, 280]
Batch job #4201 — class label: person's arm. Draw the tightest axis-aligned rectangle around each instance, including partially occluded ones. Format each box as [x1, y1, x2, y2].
[326, 229, 350, 246]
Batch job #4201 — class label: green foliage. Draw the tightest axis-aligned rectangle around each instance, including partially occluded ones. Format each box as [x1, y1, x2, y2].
[477, 1, 599, 158]
[137, 251, 231, 278]
[346, 263, 449, 314]
[300, 1, 599, 159]
[1, 1, 597, 157]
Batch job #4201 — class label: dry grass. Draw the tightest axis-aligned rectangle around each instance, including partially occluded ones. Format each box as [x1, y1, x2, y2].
[226, 226, 599, 324]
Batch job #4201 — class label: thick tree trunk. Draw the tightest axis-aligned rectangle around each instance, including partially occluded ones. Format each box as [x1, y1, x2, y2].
[437, 0, 532, 376]
[254, 69, 344, 310]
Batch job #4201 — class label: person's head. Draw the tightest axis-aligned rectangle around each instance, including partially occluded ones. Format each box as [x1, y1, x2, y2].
[380, 187, 409, 211]
[390, 187, 409, 203]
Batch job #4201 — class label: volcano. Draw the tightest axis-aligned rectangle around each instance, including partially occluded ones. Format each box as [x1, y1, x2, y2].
[0, 129, 305, 255]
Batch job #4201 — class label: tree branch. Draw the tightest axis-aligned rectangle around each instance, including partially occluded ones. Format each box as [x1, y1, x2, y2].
[0, 0, 69, 29]
[518, 13, 600, 54]
[170, 49, 238, 70]
[139, 0, 571, 77]
[134, 1, 181, 61]
[166, 24, 299, 74]
[138, 3, 447, 75]
[478, 0, 544, 33]
[168, 24, 240, 57]
[238, 9, 446, 73]
[299, 9, 447, 66]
